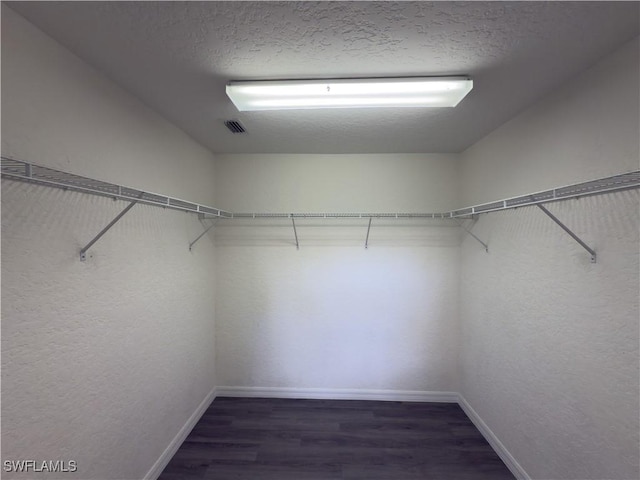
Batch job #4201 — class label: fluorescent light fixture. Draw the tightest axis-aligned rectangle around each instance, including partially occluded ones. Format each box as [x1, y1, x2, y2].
[226, 77, 473, 111]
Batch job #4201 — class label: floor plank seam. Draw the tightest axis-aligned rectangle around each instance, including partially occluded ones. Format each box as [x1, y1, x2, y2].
[158, 397, 515, 480]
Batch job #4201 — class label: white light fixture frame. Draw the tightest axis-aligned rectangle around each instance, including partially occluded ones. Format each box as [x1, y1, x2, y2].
[226, 76, 473, 111]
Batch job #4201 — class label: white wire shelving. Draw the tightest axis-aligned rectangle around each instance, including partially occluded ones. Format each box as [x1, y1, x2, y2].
[214, 171, 639, 220]
[448, 170, 640, 218]
[2, 156, 639, 261]
[0, 156, 231, 218]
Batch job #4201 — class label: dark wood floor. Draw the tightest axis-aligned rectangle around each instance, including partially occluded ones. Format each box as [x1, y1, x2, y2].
[158, 397, 515, 480]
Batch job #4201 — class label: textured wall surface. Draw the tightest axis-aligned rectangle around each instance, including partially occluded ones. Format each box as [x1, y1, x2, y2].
[214, 153, 461, 393]
[2, 6, 217, 479]
[459, 37, 640, 480]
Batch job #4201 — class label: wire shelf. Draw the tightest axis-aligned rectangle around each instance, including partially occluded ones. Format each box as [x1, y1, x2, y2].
[3, 156, 638, 221]
[1, 156, 232, 218]
[449, 170, 640, 218]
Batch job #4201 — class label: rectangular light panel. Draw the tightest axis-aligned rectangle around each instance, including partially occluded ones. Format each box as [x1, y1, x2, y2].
[226, 77, 473, 111]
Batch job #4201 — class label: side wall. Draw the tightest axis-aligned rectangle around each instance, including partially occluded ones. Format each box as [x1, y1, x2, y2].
[458, 38, 640, 479]
[2, 6, 218, 479]
[214, 154, 461, 397]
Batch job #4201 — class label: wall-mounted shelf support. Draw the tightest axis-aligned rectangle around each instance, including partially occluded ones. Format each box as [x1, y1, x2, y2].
[365, 217, 372, 249]
[456, 218, 489, 253]
[536, 204, 596, 263]
[189, 218, 217, 252]
[3, 157, 637, 263]
[79, 199, 138, 261]
[291, 216, 299, 250]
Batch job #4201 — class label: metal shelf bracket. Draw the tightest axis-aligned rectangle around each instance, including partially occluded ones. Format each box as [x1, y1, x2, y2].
[456, 218, 489, 253]
[365, 217, 372, 249]
[291, 215, 299, 249]
[79, 200, 138, 261]
[3, 157, 636, 264]
[536, 204, 596, 263]
[189, 218, 217, 252]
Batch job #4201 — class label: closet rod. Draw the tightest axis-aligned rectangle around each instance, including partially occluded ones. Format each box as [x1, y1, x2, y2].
[0, 157, 232, 218]
[220, 171, 639, 220]
[226, 212, 450, 219]
[3, 157, 638, 222]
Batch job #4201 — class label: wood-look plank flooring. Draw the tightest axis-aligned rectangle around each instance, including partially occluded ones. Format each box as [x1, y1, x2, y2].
[158, 397, 515, 480]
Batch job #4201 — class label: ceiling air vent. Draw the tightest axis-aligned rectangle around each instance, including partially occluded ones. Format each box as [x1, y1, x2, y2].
[224, 120, 246, 134]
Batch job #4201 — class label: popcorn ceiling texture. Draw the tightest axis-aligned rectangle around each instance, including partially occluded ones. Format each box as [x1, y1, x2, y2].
[1, 6, 217, 479]
[458, 37, 640, 480]
[8, 1, 639, 154]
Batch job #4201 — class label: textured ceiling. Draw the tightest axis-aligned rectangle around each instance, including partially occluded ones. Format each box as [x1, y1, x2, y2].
[7, 1, 640, 154]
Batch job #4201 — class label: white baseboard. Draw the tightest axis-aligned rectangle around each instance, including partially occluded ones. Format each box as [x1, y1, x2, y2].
[457, 394, 530, 480]
[215, 385, 458, 403]
[144, 385, 217, 480]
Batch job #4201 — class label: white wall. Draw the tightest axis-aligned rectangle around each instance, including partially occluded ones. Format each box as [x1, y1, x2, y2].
[2, 6, 218, 479]
[458, 37, 639, 480]
[459, 38, 640, 207]
[214, 154, 462, 395]
[214, 153, 458, 213]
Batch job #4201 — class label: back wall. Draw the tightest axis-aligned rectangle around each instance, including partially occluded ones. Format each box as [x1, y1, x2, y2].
[214, 154, 462, 397]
